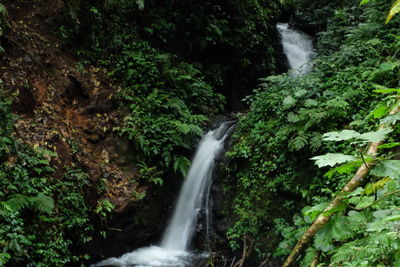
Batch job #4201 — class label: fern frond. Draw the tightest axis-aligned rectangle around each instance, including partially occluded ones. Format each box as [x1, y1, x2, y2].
[301, 247, 318, 266]
[173, 121, 203, 136]
[330, 241, 360, 264]
[1, 193, 54, 215]
[288, 134, 308, 151]
[5, 194, 31, 211]
[32, 193, 54, 214]
[173, 156, 191, 177]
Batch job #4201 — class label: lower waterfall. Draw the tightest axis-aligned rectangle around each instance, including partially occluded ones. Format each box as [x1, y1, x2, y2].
[93, 122, 235, 267]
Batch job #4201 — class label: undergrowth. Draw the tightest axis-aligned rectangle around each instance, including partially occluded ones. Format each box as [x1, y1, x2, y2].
[0, 92, 92, 266]
[56, 0, 282, 182]
[224, 1, 400, 265]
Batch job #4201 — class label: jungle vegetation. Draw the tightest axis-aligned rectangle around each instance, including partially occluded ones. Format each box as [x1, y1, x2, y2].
[0, 0, 400, 266]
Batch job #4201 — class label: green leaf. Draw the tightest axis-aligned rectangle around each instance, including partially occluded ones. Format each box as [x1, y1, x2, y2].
[372, 209, 392, 219]
[347, 210, 367, 224]
[370, 160, 400, 179]
[302, 247, 318, 267]
[378, 142, 400, 149]
[289, 134, 308, 151]
[354, 196, 374, 209]
[358, 128, 392, 142]
[294, 89, 307, 97]
[387, 0, 400, 23]
[382, 214, 400, 222]
[380, 113, 400, 125]
[287, 112, 300, 123]
[323, 130, 360, 141]
[173, 156, 191, 177]
[172, 121, 203, 136]
[33, 193, 54, 215]
[304, 202, 329, 220]
[282, 96, 296, 109]
[330, 216, 351, 240]
[373, 88, 400, 94]
[346, 187, 364, 198]
[360, 0, 371, 5]
[371, 105, 389, 119]
[33, 168, 43, 174]
[323, 129, 393, 142]
[324, 160, 362, 178]
[379, 61, 400, 72]
[364, 177, 392, 195]
[311, 153, 356, 168]
[304, 99, 318, 107]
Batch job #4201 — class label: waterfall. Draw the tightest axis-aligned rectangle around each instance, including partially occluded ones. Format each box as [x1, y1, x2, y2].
[277, 23, 314, 76]
[161, 122, 233, 250]
[93, 122, 234, 267]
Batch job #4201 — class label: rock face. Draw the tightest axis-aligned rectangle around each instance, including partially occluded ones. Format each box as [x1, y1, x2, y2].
[89, 212, 162, 262]
[89, 172, 183, 262]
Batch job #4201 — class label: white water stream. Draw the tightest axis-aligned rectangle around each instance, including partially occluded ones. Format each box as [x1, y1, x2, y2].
[277, 23, 314, 76]
[93, 122, 234, 267]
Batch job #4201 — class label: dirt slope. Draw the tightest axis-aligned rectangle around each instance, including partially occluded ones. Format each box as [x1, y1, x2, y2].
[1, 0, 144, 212]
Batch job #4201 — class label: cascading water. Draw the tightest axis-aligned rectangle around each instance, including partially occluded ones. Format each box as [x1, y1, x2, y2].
[277, 23, 314, 76]
[93, 122, 234, 267]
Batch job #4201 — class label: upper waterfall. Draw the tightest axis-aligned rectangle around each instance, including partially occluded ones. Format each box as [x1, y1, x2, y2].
[277, 23, 314, 76]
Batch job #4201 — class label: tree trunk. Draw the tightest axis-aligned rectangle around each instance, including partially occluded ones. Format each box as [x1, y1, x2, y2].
[282, 104, 400, 267]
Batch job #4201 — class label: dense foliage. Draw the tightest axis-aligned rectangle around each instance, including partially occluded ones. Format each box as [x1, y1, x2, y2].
[3, 0, 400, 265]
[1, 1, 283, 265]
[224, 1, 400, 265]
[0, 92, 92, 266]
[58, 0, 282, 181]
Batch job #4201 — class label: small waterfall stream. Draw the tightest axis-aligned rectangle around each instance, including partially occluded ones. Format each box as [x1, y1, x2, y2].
[277, 23, 314, 76]
[161, 122, 234, 251]
[94, 122, 234, 267]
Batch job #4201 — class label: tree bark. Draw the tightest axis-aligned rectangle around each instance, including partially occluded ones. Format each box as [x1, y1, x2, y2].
[282, 104, 400, 267]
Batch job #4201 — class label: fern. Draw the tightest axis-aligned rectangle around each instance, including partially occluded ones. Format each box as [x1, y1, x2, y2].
[172, 121, 203, 136]
[288, 133, 308, 151]
[3, 194, 31, 212]
[0, 193, 54, 215]
[32, 193, 54, 214]
[301, 247, 318, 266]
[330, 241, 360, 264]
[173, 156, 191, 177]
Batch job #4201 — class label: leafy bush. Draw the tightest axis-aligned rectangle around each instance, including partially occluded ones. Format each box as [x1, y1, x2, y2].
[277, 99, 400, 266]
[60, 0, 282, 97]
[110, 40, 225, 178]
[0, 95, 92, 266]
[58, 2, 240, 179]
[223, 1, 400, 262]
